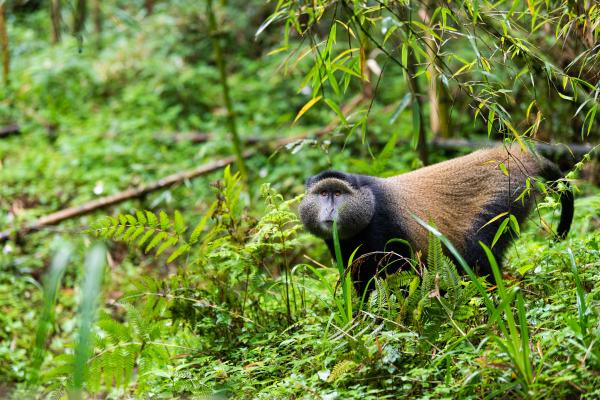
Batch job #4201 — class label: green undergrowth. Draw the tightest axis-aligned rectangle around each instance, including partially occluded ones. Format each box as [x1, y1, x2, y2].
[2, 167, 597, 399]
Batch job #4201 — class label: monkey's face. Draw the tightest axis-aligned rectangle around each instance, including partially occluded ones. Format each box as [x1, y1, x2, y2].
[299, 177, 375, 240]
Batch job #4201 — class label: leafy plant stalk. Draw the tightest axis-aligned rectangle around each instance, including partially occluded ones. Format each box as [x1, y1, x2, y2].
[568, 248, 589, 337]
[206, 0, 249, 186]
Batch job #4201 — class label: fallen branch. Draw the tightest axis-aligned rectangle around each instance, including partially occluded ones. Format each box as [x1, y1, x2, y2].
[0, 95, 365, 242]
[154, 131, 212, 144]
[0, 153, 252, 242]
[0, 123, 20, 138]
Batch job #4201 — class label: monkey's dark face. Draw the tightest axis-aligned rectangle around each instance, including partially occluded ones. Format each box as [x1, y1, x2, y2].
[299, 176, 375, 240]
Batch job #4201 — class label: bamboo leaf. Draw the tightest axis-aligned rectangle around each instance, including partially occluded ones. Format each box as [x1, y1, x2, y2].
[293, 95, 322, 124]
[389, 93, 412, 124]
[491, 218, 510, 248]
[324, 99, 347, 124]
[509, 214, 520, 236]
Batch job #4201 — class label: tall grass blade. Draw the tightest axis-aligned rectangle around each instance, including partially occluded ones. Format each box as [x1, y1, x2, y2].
[30, 242, 73, 385]
[70, 243, 107, 399]
[332, 221, 352, 324]
[568, 248, 589, 338]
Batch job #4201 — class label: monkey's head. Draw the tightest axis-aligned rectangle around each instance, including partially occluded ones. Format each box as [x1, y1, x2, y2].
[299, 171, 375, 240]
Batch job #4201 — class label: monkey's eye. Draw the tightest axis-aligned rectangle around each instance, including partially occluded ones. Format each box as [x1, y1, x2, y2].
[334, 191, 341, 197]
[320, 191, 328, 197]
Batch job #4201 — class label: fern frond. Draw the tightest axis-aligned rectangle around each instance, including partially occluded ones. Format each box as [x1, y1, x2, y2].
[327, 359, 356, 382]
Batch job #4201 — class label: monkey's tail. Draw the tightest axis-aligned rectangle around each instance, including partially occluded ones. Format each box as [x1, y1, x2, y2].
[539, 160, 574, 239]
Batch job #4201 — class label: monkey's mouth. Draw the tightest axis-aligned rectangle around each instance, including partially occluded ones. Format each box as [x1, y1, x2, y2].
[320, 219, 334, 233]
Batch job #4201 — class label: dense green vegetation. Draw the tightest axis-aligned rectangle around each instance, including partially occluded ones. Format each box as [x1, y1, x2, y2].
[0, 1, 598, 398]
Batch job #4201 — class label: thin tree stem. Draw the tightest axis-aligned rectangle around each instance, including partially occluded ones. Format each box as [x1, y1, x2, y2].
[206, 0, 249, 186]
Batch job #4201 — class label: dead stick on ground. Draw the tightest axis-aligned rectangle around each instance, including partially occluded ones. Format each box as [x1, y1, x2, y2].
[0, 124, 20, 138]
[0, 154, 248, 242]
[0, 95, 365, 242]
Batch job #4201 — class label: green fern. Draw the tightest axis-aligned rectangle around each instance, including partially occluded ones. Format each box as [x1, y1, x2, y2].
[360, 232, 482, 342]
[327, 359, 356, 383]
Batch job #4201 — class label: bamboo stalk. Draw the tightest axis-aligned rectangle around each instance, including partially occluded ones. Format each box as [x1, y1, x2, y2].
[206, 0, 248, 184]
[50, 0, 61, 44]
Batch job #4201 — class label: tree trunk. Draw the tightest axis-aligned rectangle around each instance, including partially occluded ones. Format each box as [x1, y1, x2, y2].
[0, 4, 8, 86]
[145, 0, 154, 15]
[50, 0, 61, 44]
[91, 0, 102, 51]
[73, 0, 87, 37]
[92, 0, 102, 41]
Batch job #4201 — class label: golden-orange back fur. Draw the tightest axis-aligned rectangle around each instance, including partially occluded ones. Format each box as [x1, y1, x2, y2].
[382, 145, 541, 254]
